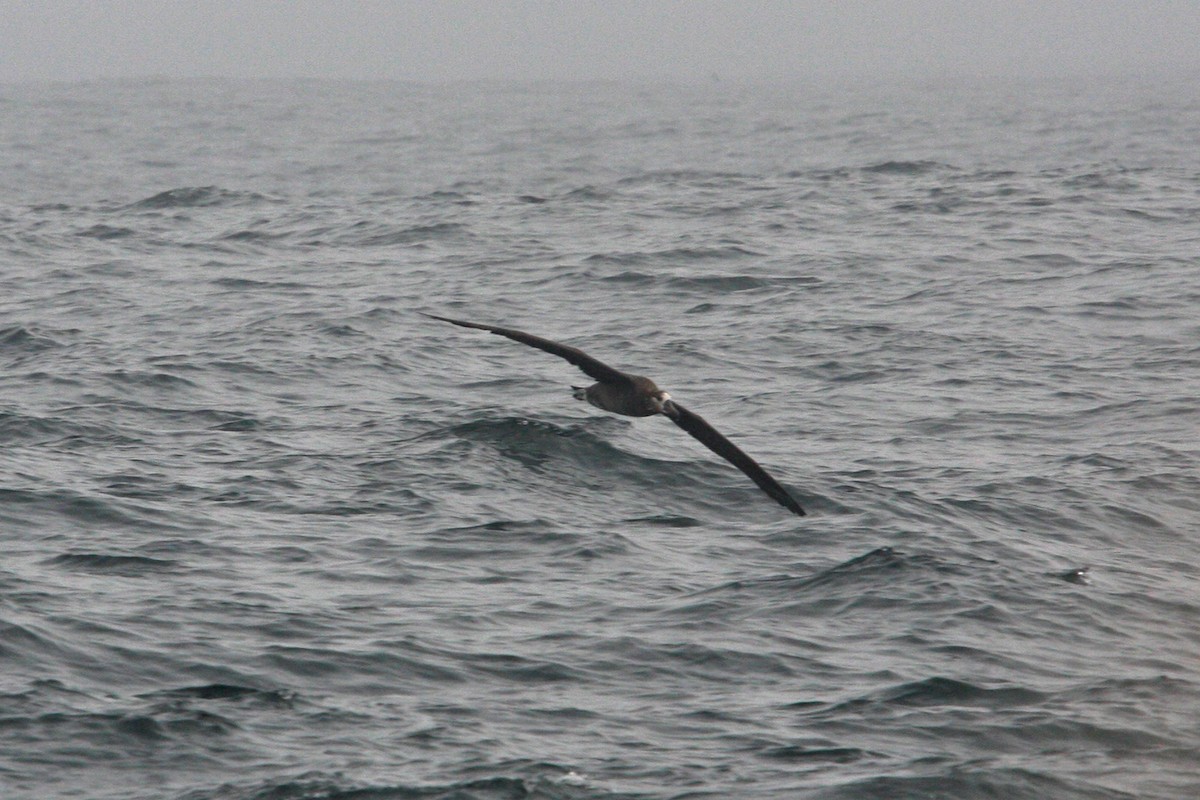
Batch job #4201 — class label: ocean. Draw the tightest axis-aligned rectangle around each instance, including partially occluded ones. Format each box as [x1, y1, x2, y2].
[1, 75, 1198, 799]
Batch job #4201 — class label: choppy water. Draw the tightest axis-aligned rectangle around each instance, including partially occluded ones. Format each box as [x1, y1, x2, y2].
[2, 76, 1199, 799]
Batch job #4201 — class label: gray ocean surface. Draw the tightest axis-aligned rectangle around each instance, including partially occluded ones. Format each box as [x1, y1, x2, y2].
[1, 76, 1198, 800]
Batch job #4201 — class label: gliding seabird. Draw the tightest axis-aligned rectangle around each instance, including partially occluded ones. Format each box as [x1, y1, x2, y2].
[424, 314, 805, 516]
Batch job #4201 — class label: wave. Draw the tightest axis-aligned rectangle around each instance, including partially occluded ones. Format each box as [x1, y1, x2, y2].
[0, 411, 119, 446]
[0, 486, 189, 531]
[170, 774, 575, 800]
[442, 416, 632, 475]
[0, 324, 63, 352]
[426, 414, 796, 519]
[584, 245, 763, 267]
[817, 768, 1138, 800]
[47, 553, 179, 575]
[861, 159, 959, 175]
[74, 224, 136, 239]
[125, 186, 276, 209]
[346, 221, 470, 247]
[141, 683, 295, 706]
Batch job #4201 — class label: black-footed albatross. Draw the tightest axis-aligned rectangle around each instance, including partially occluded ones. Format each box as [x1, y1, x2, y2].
[424, 313, 805, 516]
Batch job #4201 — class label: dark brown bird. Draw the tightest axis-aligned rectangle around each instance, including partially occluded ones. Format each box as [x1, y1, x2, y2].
[423, 313, 805, 516]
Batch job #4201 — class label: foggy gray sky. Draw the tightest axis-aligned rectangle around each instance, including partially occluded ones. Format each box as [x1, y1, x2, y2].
[2, 0, 1197, 84]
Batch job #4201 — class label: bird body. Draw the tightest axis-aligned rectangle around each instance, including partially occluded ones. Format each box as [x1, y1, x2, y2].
[423, 313, 805, 516]
[574, 376, 667, 417]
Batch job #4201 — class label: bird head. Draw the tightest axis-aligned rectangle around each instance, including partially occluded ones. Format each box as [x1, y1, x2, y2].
[651, 390, 673, 414]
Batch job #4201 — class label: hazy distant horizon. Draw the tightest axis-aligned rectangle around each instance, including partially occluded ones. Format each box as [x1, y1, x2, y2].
[5, 67, 1198, 90]
[3, 0, 1198, 86]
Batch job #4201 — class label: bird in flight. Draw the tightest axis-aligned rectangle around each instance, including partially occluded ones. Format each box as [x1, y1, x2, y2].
[424, 313, 805, 516]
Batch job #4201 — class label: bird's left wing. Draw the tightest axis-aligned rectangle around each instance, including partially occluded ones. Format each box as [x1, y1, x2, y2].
[422, 313, 631, 385]
[663, 400, 806, 516]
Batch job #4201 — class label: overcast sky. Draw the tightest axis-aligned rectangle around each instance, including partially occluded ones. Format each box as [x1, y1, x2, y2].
[2, 0, 1197, 84]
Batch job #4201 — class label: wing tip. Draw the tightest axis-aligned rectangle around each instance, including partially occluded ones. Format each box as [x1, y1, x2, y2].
[422, 312, 484, 331]
[771, 487, 807, 516]
[420, 311, 456, 323]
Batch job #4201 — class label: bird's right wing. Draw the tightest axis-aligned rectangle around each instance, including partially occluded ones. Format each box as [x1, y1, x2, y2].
[663, 400, 806, 516]
[422, 313, 631, 385]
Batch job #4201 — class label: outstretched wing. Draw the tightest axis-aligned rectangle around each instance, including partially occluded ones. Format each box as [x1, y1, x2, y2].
[423, 313, 631, 385]
[663, 400, 806, 516]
